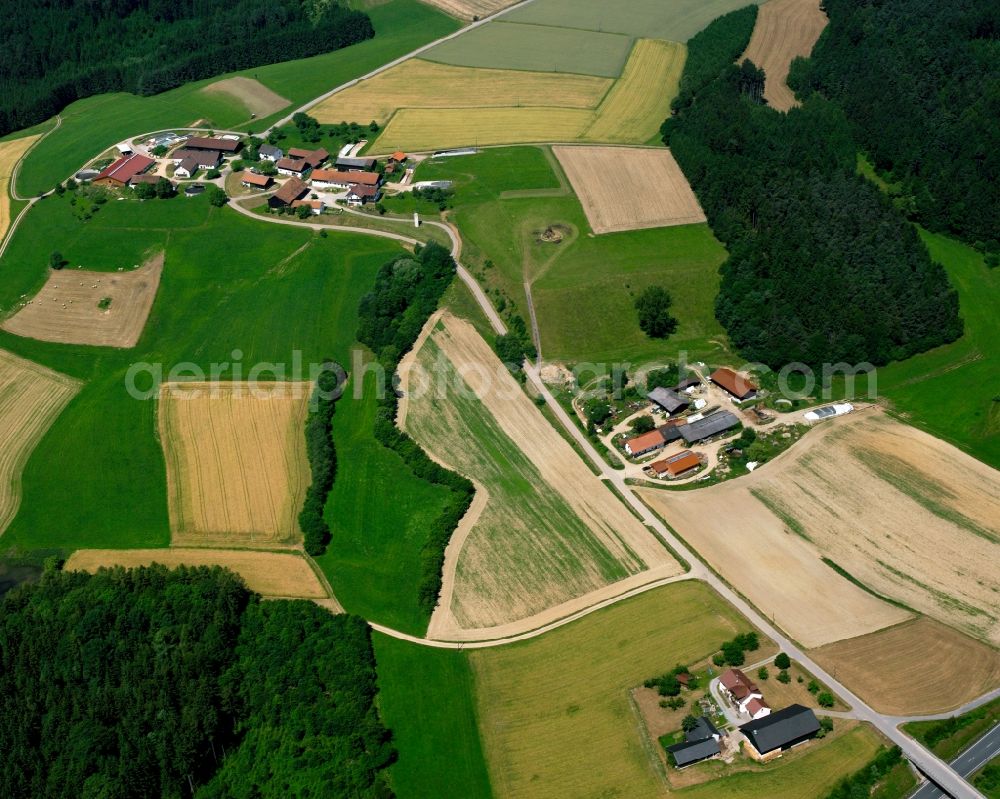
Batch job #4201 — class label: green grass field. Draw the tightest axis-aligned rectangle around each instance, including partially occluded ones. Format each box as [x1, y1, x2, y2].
[903, 697, 1000, 761]
[411, 146, 730, 366]
[0, 192, 405, 552]
[14, 0, 459, 197]
[468, 580, 766, 798]
[372, 633, 493, 799]
[424, 22, 633, 77]
[506, 0, 759, 42]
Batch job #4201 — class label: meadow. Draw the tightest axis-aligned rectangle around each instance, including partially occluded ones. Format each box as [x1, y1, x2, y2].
[13, 0, 459, 196]
[411, 146, 731, 366]
[0, 191, 405, 553]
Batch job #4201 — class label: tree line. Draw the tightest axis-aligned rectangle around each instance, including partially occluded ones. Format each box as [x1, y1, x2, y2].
[356, 242, 475, 614]
[299, 361, 343, 555]
[661, 7, 962, 368]
[791, 0, 1000, 252]
[0, 0, 374, 137]
[0, 565, 393, 798]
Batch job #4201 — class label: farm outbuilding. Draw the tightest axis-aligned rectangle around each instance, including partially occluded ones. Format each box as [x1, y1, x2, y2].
[268, 178, 308, 208]
[740, 704, 820, 759]
[710, 367, 758, 401]
[288, 147, 329, 168]
[275, 157, 308, 177]
[93, 154, 155, 187]
[240, 172, 273, 189]
[258, 144, 283, 162]
[665, 716, 722, 768]
[648, 387, 690, 415]
[336, 156, 377, 171]
[650, 450, 700, 479]
[679, 411, 739, 444]
[184, 136, 240, 153]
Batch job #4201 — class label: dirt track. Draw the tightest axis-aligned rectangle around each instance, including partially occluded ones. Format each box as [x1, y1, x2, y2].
[742, 0, 828, 111]
[0, 135, 39, 243]
[2, 252, 164, 348]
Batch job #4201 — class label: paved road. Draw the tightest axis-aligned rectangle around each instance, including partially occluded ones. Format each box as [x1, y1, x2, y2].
[911, 725, 1000, 798]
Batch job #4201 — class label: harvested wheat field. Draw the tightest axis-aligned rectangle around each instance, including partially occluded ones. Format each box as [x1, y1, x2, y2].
[201, 76, 290, 118]
[644, 409, 1000, 647]
[583, 39, 686, 142]
[419, 0, 519, 19]
[0, 134, 39, 242]
[0, 349, 79, 534]
[810, 617, 1000, 715]
[553, 145, 707, 234]
[313, 60, 611, 125]
[66, 548, 328, 599]
[403, 313, 678, 636]
[742, 0, 828, 111]
[2, 252, 164, 348]
[159, 381, 311, 547]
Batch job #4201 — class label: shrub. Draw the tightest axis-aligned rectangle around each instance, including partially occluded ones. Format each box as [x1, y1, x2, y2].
[817, 692, 835, 708]
[777, 670, 791, 684]
[808, 680, 820, 694]
[757, 667, 769, 681]
[712, 653, 726, 667]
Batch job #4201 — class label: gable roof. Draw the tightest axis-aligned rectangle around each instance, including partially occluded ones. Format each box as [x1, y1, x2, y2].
[675, 377, 701, 390]
[272, 177, 308, 204]
[686, 716, 720, 742]
[651, 450, 700, 477]
[391, 151, 407, 161]
[240, 171, 272, 187]
[288, 147, 329, 167]
[648, 386, 690, 413]
[746, 697, 770, 716]
[720, 668, 758, 700]
[96, 153, 155, 184]
[625, 428, 667, 453]
[347, 183, 379, 198]
[311, 169, 380, 186]
[710, 367, 757, 399]
[666, 737, 720, 767]
[679, 411, 739, 444]
[258, 144, 282, 158]
[176, 157, 200, 175]
[172, 149, 220, 167]
[336, 156, 377, 170]
[276, 157, 308, 173]
[740, 704, 820, 754]
[185, 136, 240, 152]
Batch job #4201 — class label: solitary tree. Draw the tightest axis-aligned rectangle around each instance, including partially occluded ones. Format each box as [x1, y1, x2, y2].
[49, 251, 64, 270]
[634, 286, 678, 338]
[630, 415, 655, 435]
[817, 692, 835, 708]
[154, 177, 174, 199]
[774, 652, 791, 670]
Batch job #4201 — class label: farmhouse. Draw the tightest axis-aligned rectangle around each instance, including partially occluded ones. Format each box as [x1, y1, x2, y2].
[290, 199, 325, 215]
[345, 184, 380, 206]
[719, 668, 764, 713]
[93, 154, 155, 187]
[268, 178, 308, 208]
[310, 169, 381, 190]
[336, 156, 377, 171]
[258, 144, 283, 162]
[649, 450, 701, 479]
[184, 136, 240, 154]
[275, 157, 308, 177]
[679, 411, 739, 444]
[740, 704, 820, 760]
[240, 172, 273, 190]
[648, 387, 690, 415]
[665, 716, 722, 768]
[287, 147, 329, 168]
[170, 149, 221, 167]
[710, 367, 758, 401]
[745, 697, 772, 720]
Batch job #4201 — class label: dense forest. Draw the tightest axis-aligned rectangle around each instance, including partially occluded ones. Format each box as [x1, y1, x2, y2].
[357, 243, 475, 614]
[0, 0, 374, 137]
[792, 0, 1000, 249]
[662, 8, 962, 368]
[0, 566, 393, 798]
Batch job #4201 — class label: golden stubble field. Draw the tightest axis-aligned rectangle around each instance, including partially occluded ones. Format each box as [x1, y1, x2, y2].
[417, 0, 520, 19]
[66, 548, 329, 599]
[159, 381, 311, 547]
[643, 410, 1000, 649]
[742, 0, 828, 111]
[2, 252, 164, 348]
[0, 134, 39, 242]
[0, 349, 80, 534]
[200, 76, 289, 118]
[553, 145, 707, 234]
[402, 313, 679, 637]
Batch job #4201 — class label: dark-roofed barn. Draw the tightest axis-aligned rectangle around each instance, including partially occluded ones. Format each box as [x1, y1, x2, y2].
[740, 704, 820, 759]
[648, 387, 690, 415]
[679, 411, 739, 444]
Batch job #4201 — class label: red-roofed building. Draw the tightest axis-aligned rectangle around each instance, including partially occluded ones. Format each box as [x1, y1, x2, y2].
[345, 183, 380, 205]
[389, 151, 407, 163]
[710, 367, 758, 401]
[275, 158, 308, 177]
[287, 147, 329, 168]
[720, 668, 765, 715]
[745, 697, 771, 720]
[93, 154, 155, 187]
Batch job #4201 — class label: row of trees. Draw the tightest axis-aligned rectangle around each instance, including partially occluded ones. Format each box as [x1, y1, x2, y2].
[792, 0, 1000, 249]
[0, 566, 393, 798]
[356, 242, 475, 613]
[0, 0, 375, 137]
[661, 8, 963, 368]
[299, 362, 343, 555]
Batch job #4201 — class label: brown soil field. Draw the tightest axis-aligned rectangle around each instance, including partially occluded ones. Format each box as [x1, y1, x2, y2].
[0, 349, 80, 534]
[201, 77, 290, 118]
[159, 381, 311, 547]
[643, 409, 1000, 647]
[0, 134, 39, 242]
[2, 252, 164, 348]
[742, 0, 828, 111]
[418, 0, 519, 19]
[66, 548, 328, 598]
[404, 313, 678, 633]
[553, 145, 706, 234]
[810, 617, 1000, 715]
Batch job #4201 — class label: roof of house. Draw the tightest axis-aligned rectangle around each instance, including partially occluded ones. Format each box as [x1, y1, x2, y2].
[276, 157, 308, 173]
[288, 147, 329, 167]
[625, 428, 668, 453]
[176, 157, 200, 175]
[272, 178, 308, 204]
[746, 697, 770, 716]
[311, 169, 380, 185]
[653, 450, 700, 477]
[720, 668, 759, 701]
[347, 183, 379, 198]
[336, 156, 377, 170]
[96, 153, 155, 184]
[679, 411, 740, 444]
[391, 151, 406, 161]
[172, 149, 220, 166]
[686, 716, 720, 742]
[185, 136, 240, 152]
[240, 172, 272, 186]
[740, 704, 820, 754]
[710, 367, 757, 399]
[258, 144, 282, 157]
[649, 386, 690, 413]
[666, 737, 721, 767]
